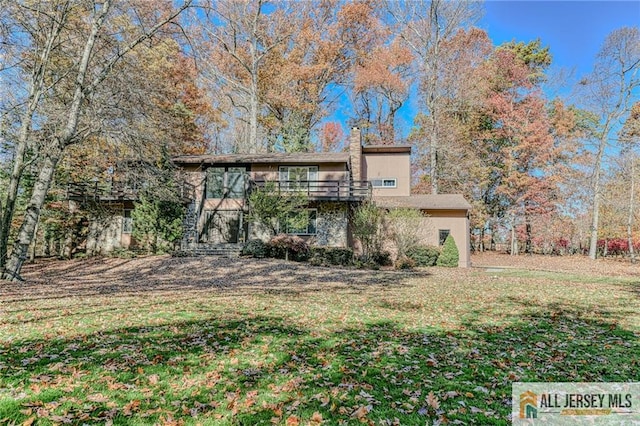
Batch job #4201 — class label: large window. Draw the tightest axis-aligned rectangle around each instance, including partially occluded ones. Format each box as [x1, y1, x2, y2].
[284, 209, 317, 235]
[206, 167, 247, 199]
[279, 166, 318, 191]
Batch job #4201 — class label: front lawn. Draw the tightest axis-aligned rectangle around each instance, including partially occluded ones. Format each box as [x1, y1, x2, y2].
[1, 256, 638, 425]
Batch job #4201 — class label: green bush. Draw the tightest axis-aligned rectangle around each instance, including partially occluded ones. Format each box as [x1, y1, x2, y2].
[406, 245, 441, 267]
[132, 195, 184, 254]
[241, 239, 269, 258]
[371, 250, 393, 266]
[309, 247, 354, 266]
[437, 235, 459, 267]
[268, 234, 309, 261]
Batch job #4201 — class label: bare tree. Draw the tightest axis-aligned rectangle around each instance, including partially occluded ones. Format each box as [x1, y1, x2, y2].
[577, 27, 640, 260]
[197, 0, 295, 153]
[0, 1, 72, 270]
[388, 0, 482, 194]
[1, 0, 192, 281]
[620, 102, 640, 262]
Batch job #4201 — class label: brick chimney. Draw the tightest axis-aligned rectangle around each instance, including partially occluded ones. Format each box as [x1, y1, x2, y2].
[349, 127, 362, 183]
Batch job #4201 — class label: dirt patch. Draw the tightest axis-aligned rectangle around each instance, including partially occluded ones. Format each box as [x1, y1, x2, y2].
[471, 252, 639, 277]
[5, 255, 422, 300]
[4, 252, 636, 301]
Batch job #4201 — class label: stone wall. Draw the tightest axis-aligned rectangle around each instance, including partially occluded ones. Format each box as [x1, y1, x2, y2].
[315, 202, 348, 247]
[246, 202, 349, 247]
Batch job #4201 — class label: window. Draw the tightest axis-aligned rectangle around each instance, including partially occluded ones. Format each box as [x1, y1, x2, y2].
[206, 167, 224, 198]
[439, 229, 450, 246]
[122, 209, 133, 234]
[227, 168, 246, 198]
[371, 178, 397, 188]
[206, 167, 247, 199]
[279, 166, 318, 191]
[285, 209, 317, 235]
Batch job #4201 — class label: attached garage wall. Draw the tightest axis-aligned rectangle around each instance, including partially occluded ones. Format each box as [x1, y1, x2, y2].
[419, 209, 470, 267]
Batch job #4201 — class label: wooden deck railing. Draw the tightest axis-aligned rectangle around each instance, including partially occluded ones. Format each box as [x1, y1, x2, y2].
[250, 180, 371, 200]
[66, 179, 195, 202]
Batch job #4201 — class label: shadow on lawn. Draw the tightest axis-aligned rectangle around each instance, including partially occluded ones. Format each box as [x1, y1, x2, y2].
[1, 302, 638, 425]
[7, 257, 427, 302]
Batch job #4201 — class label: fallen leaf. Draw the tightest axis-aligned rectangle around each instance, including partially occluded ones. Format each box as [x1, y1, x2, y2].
[87, 393, 109, 403]
[22, 417, 36, 426]
[351, 405, 371, 419]
[310, 411, 323, 424]
[427, 391, 440, 410]
[285, 415, 300, 425]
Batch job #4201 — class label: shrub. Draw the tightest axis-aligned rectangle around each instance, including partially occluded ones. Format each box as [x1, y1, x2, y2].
[394, 256, 416, 270]
[247, 182, 309, 237]
[371, 250, 393, 266]
[132, 195, 184, 254]
[354, 259, 380, 270]
[387, 208, 425, 259]
[351, 202, 384, 260]
[437, 235, 459, 267]
[406, 245, 440, 267]
[268, 234, 309, 261]
[309, 246, 354, 266]
[241, 239, 269, 258]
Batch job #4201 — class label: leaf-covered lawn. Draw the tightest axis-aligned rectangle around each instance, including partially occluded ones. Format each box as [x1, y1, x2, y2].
[1, 256, 638, 425]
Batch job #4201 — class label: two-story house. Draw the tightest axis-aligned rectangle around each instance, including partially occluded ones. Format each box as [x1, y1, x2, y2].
[172, 128, 471, 267]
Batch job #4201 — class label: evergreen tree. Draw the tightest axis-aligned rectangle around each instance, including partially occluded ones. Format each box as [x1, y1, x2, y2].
[437, 235, 459, 267]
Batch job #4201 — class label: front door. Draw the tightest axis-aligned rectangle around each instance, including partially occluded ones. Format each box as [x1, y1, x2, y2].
[202, 210, 242, 244]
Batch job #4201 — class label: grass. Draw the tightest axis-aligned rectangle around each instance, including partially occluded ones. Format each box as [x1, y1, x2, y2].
[1, 258, 639, 425]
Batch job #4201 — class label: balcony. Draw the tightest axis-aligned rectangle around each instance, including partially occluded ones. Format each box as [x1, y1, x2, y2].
[250, 180, 371, 201]
[66, 179, 195, 203]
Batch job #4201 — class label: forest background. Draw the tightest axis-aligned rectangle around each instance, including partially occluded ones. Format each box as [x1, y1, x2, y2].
[0, 0, 638, 280]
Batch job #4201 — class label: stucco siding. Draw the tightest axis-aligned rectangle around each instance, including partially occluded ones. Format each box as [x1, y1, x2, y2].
[362, 153, 411, 196]
[418, 212, 471, 268]
[86, 215, 124, 255]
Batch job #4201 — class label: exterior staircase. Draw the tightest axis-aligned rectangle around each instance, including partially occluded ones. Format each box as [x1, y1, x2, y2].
[179, 200, 244, 257]
[189, 243, 243, 257]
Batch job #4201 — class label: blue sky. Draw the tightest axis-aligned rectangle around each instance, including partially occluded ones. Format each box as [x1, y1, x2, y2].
[482, 1, 639, 82]
[327, 1, 639, 144]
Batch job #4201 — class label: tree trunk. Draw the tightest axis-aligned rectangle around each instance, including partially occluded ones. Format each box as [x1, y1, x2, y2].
[429, 114, 438, 194]
[0, 117, 34, 270]
[628, 158, 636, 263]
[248, 73, 259, 153]
[490, 221, 496, 251]
[0, 3, 69, 269]
[1, 1, 110, 281]
[30, 220, 38, 262]
[510, 213, 517, 256]
[588, 138, 605, 259]
[2, 152, 60, 281]
[525, 218, 532, 255]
